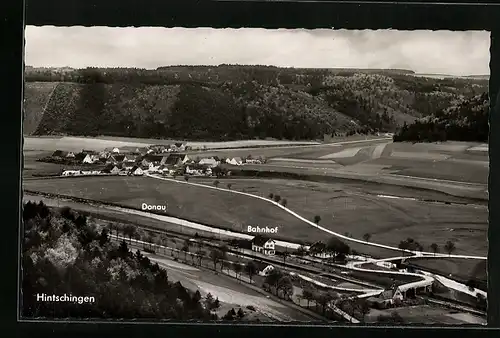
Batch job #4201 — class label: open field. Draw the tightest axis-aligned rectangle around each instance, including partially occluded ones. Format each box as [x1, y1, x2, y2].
[23, 150, 65, 177]
[365, 305, 486, 325]
[24, 136, 323, 152]
[23, 82, 58, 135]
[23, 175, 487, 261]
[191, 178, 487, 257]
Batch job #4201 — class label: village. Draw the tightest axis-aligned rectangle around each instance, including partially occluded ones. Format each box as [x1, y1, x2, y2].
[42, 143, 266, 178]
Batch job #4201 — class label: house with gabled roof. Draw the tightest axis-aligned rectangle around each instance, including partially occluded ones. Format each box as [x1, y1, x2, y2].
[199, 157, 220, 168]
[251, 235, 276, 256]
[163, 154, 185, 167]
[226, 157, 243, 166]
[102, 164, 121, 175]
[366, 287, 404, 309]
[130, 165, 144, 176]
[143, 154, 164, 164]
[66, 152, 76, 158]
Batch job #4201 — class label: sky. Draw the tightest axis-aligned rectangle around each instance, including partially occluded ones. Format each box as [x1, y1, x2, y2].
[24, 26, 490, 76]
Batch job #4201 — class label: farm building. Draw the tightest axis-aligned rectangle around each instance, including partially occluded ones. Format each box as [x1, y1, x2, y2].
[366, 287, 404, 309]
[226, 157, 243, 166]
[102, 164, 121, 175]
[130, 166, 144, 176]
[66, 152, 75, 158]
[308, 241, 331, 259]
[82, 154, 100, 164]
[61, 170, 81, 176]
[251, 235, 276, 256]
[112, 147, 120, 153]
[163, 154, 185, 167]
[199, 157, 220, 168]
[245, 158, 262, 164]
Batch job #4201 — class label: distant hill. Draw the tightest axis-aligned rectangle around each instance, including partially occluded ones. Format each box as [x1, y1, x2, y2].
[24, 65, 489, 141]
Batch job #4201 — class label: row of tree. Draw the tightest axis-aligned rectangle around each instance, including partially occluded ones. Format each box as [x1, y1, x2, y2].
[398, 237, 456, 255]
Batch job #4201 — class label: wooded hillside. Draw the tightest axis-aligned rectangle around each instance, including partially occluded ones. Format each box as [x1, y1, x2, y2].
[24, 66, 488, 141]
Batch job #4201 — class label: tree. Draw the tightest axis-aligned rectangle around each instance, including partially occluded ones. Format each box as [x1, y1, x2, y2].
[124, 225, 137, 245]
[219, 245, 229, 272]
[245, 261, 257, 282]
[327, 237, 350, 260]
[227, 183, 232, 190]
[430, 243, 439, 255]
[182, 239, 191, 261]
[277, 276, 294, 300]
[210, 249, 223, 270]
[184, 175, 190, 182]
[363, 233, 371, 242]
[268, 193, 274, 199]
[233, 262, 242, 280]
[98, 228, 109, 247]
[296, 245, 306, 256]
[316, 291, 336, 315]
[213, 180, 220, 188]
[313, 215, 321, 224]
[160, 234, 168, 254]
[302, 287, 314, 307]
[273, 195, 281, 203]
[265, 269, 284, 293]
[197, 250, 206, 266]
[444, 240, 456, 255]
[171, 238, 178, 257]
[282, 251, 290, 264]
[281, 198, 288, 207]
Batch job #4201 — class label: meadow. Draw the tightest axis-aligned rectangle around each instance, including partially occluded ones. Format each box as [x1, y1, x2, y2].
[23, 175, 487, 260]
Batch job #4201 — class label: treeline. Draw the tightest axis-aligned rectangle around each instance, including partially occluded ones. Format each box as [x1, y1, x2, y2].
[25, 66, 488, 141]
[393, 92, 489, 143]
[21, 201, 217, 320]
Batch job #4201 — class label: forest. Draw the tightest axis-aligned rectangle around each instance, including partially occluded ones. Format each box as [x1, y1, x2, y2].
[24, 66, 489, 142]
[21, 201, 217, 320]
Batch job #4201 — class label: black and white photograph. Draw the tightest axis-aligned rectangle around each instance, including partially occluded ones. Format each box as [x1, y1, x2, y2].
[21, 26, 489, 324]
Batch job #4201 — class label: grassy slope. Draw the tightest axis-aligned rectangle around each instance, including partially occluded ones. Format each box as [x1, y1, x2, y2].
[23, 82, 58, 135]
[24, 66, 489, 141]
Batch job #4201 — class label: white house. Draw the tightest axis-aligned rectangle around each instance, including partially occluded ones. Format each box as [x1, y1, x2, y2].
[251, 236, 276, 256]
[226, 157, 243, 166]
[61, 170, 81, 176]
[112, 147, 120, 153]
[366, 287, 404, 308]
[199, 157, 220, 168]
[182, 155, 192, 164]
[259, 265, 275, 277]
[245, 159, 262, 164]
[82, 154, 94, 164]
[131, 166, 144, 176]
[66, 152, 76, 158]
